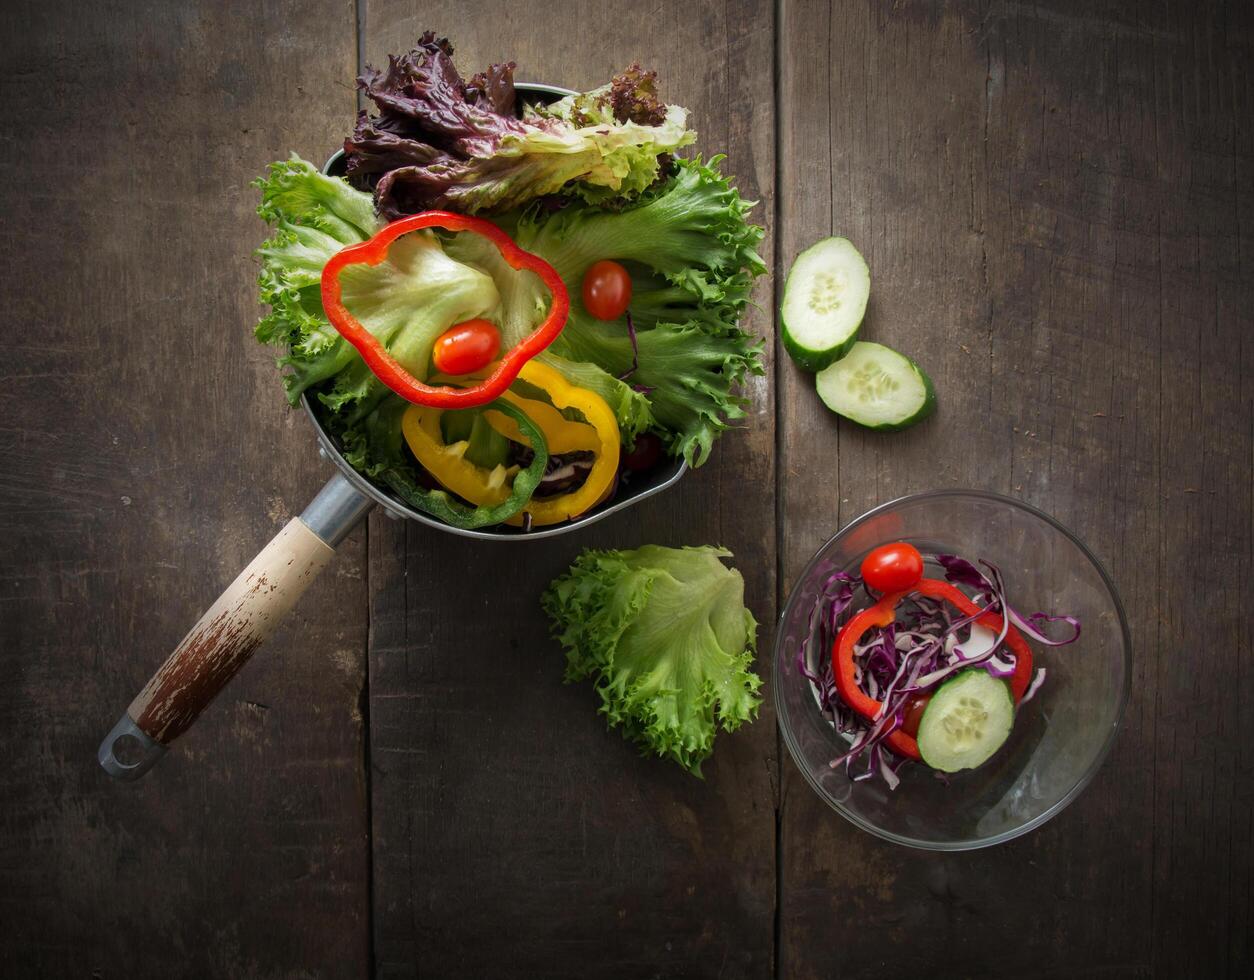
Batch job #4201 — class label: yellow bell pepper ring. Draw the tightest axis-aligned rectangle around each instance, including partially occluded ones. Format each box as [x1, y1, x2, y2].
[483, 395, 599, 455]
[401, 403, 514, 507]
[401, 360, 620, 529]
[502, 361, 620, 527]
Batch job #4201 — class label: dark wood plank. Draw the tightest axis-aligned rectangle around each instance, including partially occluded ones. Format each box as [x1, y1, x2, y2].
[777, 1, 1253, 978]
[0, 1, 370, 976]
[358, 4, 778, 976]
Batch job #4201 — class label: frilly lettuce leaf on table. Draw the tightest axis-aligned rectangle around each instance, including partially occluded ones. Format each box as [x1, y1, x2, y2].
[542, 545, 762, 776]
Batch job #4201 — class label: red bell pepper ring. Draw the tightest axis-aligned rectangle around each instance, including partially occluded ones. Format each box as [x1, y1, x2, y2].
[833, 591, 921, 760]
[833, 577, 1035, 761]
[320, 210, 570, 409]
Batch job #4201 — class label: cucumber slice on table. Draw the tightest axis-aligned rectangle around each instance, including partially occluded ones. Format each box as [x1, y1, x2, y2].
[815, 341, 935, 430]
[781, 237, 870, 370]
[916, 670, 1014, 773]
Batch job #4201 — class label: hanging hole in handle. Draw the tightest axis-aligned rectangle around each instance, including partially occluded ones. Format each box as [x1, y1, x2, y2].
[99, 714, 167, 780]
[111, 733, 147, 767]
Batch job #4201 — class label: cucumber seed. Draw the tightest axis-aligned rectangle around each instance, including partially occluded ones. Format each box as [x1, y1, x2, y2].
[940, 696, 990, 750]
[849, 362, 901, 403]
[808, 271, 846, 315]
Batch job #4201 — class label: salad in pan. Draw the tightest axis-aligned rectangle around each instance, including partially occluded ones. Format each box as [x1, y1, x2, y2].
[253, 33, 766, 531]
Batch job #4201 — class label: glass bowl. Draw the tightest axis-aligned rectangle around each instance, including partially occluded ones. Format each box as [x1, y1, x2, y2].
[774, 489, 1131, 850]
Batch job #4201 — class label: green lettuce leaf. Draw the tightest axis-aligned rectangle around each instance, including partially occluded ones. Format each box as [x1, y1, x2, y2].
[254, 155, 499, 413]
[252, 154, 652, 522]
[525, 89, 694, 207]
[542, 545, 762, 775]
[511, 156, 767, 465]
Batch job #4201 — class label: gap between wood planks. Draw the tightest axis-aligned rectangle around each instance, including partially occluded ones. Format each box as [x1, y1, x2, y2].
[771, 2, 786, 977]
[353, 4, 375, 979]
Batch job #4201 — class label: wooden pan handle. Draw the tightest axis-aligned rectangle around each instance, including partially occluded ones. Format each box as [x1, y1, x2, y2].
[99, 473, 373, 779]
[129, 518, 333, 740]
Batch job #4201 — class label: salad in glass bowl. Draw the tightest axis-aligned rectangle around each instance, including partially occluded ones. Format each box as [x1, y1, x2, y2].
[798, 541, 1079, 789]
[775, 490, 1131, 849]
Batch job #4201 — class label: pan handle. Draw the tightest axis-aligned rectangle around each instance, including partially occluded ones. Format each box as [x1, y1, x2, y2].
[98, 473, 375, 780]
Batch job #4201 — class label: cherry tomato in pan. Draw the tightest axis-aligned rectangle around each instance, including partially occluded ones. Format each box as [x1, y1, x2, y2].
[622, 432, 663, 472]
[860, 541, 924, 593]
[581, 260, 632, 321]
[431, 318, 501, 377]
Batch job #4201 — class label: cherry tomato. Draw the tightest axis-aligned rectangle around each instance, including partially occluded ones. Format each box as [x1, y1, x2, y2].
[860, 541, 924, 593]
[581, 260, 632, 320]
[431, 318, 501, 377]
[622, 432, 663, 471]
[900, 692, 932, 738]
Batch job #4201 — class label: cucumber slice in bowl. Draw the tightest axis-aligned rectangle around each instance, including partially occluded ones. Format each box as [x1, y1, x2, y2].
[917, 670, 1014, 773]
[815, 341, 935, 430]
[780, 237, 870, 370]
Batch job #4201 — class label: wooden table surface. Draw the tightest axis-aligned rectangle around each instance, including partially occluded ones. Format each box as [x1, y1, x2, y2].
[2, 1, 1250, 977]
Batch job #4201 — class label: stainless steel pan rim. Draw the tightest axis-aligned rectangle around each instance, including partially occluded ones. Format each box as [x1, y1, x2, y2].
[305, 81, 687, 541]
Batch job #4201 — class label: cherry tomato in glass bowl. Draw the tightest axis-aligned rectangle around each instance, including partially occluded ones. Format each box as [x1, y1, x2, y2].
[431, 318, 501, 376]
[582, 260, 632, 321]
[860, 541, 924, 593]
[900, 692, 932, 738]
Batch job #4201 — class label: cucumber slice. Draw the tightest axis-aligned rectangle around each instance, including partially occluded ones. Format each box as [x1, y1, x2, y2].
[916, 670, 1014, 773]
[780, 237, 870, 370]
[815, 341, 935, 430]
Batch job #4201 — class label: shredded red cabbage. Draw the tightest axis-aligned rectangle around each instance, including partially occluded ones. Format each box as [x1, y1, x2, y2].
[795, 552, 1081, 789]
[1019, 667, 1048, 704]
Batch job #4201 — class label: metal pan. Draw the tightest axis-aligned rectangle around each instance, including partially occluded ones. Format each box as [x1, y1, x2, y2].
[98, 83, 686, 779]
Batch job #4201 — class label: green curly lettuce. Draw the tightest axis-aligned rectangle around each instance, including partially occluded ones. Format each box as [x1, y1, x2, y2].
[542, 545, 762, 776]
[440, 154, 766, 465]
[254, 150, 764, 531]
[512, 156, 767, 465]
[254, 155, 499, 413]
[256, 153, 763, 470]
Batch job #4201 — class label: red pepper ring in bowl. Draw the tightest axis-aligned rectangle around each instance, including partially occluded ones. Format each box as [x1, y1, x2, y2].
[320, 210, 570, 409]
[832, 577, 1035, 761]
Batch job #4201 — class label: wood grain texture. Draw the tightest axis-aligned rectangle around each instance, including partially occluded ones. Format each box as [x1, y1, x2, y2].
[0, 1, 370, 977]
[357, 3, 778, 977]
[3, 0, 1251, 976]
[777, 1, 1252, 978]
